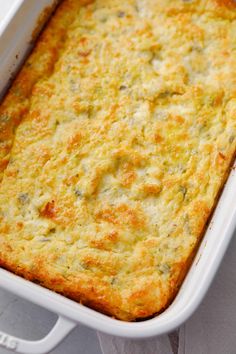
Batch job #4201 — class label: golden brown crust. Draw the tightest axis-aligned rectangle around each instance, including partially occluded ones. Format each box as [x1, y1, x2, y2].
[0, 0, 77, 177]
[0, 0, 236, 321]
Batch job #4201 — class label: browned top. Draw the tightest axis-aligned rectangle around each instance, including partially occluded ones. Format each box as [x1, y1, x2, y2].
[0, 0, 235, 321]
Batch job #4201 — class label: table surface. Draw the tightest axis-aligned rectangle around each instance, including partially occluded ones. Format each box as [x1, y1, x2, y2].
[0, 288, 102, 354]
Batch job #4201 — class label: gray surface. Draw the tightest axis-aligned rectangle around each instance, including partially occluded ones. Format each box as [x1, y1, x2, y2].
[0, 288, 102, 354]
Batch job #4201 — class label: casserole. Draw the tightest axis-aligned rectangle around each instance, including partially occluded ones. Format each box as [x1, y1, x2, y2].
[0, 1, 236, 353]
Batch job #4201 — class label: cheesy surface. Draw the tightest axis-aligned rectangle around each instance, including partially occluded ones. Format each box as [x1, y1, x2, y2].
[0, 0, 236, 321]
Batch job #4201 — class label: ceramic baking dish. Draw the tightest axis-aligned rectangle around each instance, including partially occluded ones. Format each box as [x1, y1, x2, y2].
[0, 1, 236, 353]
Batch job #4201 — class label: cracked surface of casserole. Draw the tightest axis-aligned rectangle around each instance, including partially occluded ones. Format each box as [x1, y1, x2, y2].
[0, 0, 236, 321]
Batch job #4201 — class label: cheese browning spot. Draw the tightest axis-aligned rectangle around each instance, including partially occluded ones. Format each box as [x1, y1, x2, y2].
[215, 0, 236, 8]
[40, 201, 56, 219]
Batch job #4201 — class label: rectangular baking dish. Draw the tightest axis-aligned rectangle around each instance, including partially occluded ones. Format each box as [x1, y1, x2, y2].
[0, 1, 236, 353]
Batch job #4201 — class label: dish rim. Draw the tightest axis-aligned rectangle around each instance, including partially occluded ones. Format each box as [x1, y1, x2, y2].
[0, 0, 235, 342]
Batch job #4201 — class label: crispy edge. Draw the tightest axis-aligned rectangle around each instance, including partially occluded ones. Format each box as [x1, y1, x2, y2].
[0, 134, 235, 322]
[0, 0, 78, 179]
[163, 145, 236, 317]
[0, 251, 131, 320]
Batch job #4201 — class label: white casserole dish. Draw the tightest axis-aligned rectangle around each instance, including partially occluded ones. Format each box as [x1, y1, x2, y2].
[0, 1, 236, 353]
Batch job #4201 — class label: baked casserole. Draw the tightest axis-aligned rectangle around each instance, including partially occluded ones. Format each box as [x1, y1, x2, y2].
[0, 0, 236, 321]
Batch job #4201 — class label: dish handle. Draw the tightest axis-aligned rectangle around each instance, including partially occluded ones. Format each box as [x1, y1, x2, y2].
[0, 315, 77, 354]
